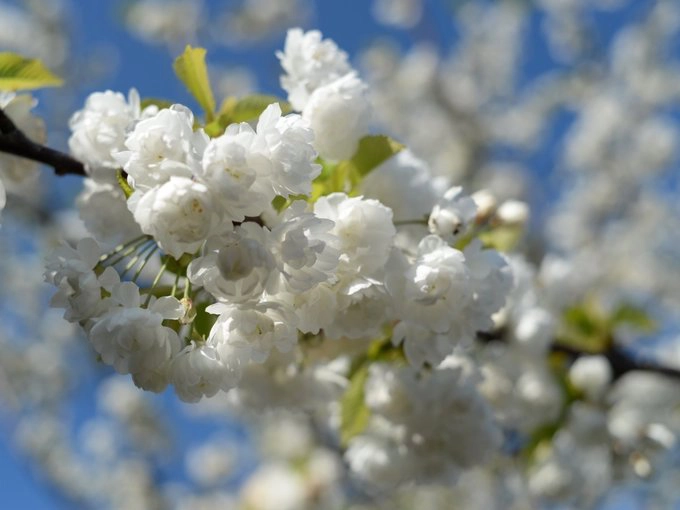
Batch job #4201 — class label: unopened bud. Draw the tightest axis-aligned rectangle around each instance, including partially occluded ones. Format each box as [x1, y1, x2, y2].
[496, 200, 529, 226]
[471, 189, 497, 223]
[428, 186, 477, 243]
[179, 297, 197, 325]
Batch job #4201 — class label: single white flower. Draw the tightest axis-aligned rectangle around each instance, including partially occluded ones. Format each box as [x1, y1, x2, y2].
[569, 355, 612, 401]
[496, 199, 529, 226]
[118, 104, 208, 190]
[387, 235, 472, 334]
[44, 237, 119, 325]
[207, 301, 298, 368]
[88, 282, 183, 390]
[324, 276, 392, 340]
[514, 307, 556, 352]
[303, 72, 371, 161]
[252, 103, 321, 197]
[68, 89, 148, 179]
[269, 201, 338, 292]
[314, 193, 395, 277]
[128, 176, 222, 258]
[188, 224, 277, 303]
[170, 341, 241, 402]
[428, 186, 477, 243]
[76, 179, 143, 246]
[388, 237, 511, 338]
[198, 121, 271, 221]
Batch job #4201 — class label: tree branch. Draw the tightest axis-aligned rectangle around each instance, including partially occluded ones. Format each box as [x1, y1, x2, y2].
[550, 343, 680, 381]
[477, 329, 680, 381]
[0, 108, 86, 176]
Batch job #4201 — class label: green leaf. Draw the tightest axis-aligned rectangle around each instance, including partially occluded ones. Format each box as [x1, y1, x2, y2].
[116, 170, 134, 199]
[226, 94, 291, 123]
[564, 305, 602, 338]
[193, 302, 217, 339]
[140, 97, 174, 111]
[478, 225, 522, 252]
[172, 45, 216, 121]
[340, 363, 371, 447]
[347, 135, 405, 177]
[309, 158, 339, 201]
[0, 52, 63, 91]
[271, 194, 307, 212]
[315, 135, 404, 199]
[559, 302, 611, 353]
[205, 95, 291, 137]
[610, 303, 655, 332]
[271, 195, 288, 212]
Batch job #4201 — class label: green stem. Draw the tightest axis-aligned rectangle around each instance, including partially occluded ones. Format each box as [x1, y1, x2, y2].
[393, 218, 428, 227]
[101, 237, 151, 267]
[131, 244, 159, 282]
[171, 270, 181, 298]
[145, 259, 169, 307]
[120, 241, 156, 278]
[99, 235, 148, 262]
[183, 279, 192, 300]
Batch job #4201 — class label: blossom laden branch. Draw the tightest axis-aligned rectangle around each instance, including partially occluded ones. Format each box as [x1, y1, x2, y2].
[0, 107, 86, 176]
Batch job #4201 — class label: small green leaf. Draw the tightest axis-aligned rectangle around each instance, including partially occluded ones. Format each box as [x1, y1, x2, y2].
[314, 136, 404, 199]
[226, 94, 291, 123]
[478, 225, 522, 252]
[272, 195, 288, 212]
[0, 52, 63, 91]
[116, 170, 134, 199]
[205, 95, 291, 137]
[559, 302, 611, 353]
[610, 303, 655, 332]
[564, 305, 602, 338]
[348, 135, 405, 177]
[140, 97, 173, 111]
[193, 302, 217, 339]
[309, 158, 339, 201]
[340, 363, 371, 447]
[172, 45, 216, 121]
[271, 194, 307, 212]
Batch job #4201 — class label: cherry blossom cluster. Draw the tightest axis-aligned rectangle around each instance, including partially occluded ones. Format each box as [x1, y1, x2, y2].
[43, 28, 516, 488]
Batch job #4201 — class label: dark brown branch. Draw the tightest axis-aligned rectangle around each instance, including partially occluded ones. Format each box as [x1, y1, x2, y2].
[550, 343, 680, 381]
[477, 329, 680, 381]
[0, 108, 86, 176]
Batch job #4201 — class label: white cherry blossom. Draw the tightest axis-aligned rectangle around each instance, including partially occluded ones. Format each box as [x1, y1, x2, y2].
[128, 176, 222, 258]
[278, 28, 352, 110]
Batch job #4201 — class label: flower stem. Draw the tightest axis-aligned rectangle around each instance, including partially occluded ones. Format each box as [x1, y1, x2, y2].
[144, 259, 169, 307]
